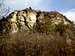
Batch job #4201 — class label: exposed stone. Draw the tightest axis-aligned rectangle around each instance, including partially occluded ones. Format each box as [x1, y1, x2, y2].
[0, 7, 72, 33]
[5, 8, 37, 33]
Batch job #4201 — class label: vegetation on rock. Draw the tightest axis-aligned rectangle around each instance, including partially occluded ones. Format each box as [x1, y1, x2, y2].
[0, 7, 75, 56]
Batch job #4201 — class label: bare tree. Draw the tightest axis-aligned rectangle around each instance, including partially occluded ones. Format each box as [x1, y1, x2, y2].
[0, 0, 10, 18]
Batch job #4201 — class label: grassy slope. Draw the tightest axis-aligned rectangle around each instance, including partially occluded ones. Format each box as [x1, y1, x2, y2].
[0, 24, 75, 56]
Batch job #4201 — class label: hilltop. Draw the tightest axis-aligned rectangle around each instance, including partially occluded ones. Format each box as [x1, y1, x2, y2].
[0, 7, 75, 56]
[0, 7, 73, 34]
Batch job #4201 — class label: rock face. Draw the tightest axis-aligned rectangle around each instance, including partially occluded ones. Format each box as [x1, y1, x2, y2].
[0, 7, 72, 33]
[37, 11, 72, 25]
[7, 10, 37, 33]
[0, 8, 37, 33]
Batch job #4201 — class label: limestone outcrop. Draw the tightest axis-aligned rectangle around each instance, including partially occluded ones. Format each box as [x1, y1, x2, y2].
[0, 8, 37, 33]
[0, 7, 72, 33]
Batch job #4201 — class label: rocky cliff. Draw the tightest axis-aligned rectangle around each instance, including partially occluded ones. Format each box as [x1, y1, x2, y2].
[0, 7, 73, 33]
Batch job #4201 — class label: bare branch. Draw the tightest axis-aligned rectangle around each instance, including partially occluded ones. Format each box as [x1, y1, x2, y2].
[0, 0, 10, 17]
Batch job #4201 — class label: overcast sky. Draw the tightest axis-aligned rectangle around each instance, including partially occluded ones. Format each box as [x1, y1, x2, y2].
[4, 0, 75, 23]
